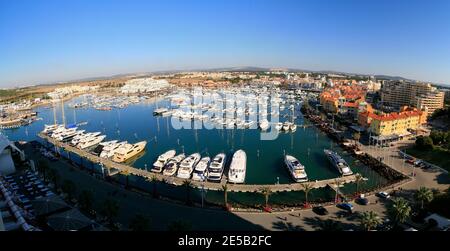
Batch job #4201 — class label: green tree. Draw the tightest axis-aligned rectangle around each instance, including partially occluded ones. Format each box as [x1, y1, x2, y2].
[260, 187, 272, 208]
[415, 136, 434, 150]
[61, 179, 76, 201]
[78, 190, 94, 213]
[355, 173, 365, 194]
[414, 187, 434, 210]
[319, 219, 343, 231]
[128, 214, 151, 231]
[101, 199, 120, 225]
[360, 211, 381, 231]
[221, 184, 229, 207]
[352, 132, 361, 146]
[389, 197, 412, 227]
[301, 183, 313, 205]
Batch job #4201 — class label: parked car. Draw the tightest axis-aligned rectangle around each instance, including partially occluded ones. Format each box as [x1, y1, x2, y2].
[356, 197, 369, 205]
[313, 205, 329, 215]
[377, 191, 390, 199]
[337, 203, 354, 213]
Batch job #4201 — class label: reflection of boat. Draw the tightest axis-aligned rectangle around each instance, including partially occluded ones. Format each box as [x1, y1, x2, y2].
[177, 153, 201, 179]
[192, 157, 210, 181]
[228, 150, 247, 184]
[151, 150, 176, 173]
[207, 153, 226, 182]
[163, 154, 185, 176]
[112, 141, 147, 163]
[284, 155, 308, 182]
[324, 149, 353, 176]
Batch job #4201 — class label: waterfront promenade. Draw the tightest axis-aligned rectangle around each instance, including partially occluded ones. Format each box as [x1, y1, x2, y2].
[38, 132, 359, 193]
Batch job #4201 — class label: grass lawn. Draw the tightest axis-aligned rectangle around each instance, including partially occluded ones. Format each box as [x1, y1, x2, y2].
[406, 147, 450, 172]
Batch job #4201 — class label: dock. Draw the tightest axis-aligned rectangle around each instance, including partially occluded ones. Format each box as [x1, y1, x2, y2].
[39, 133, 359, 193]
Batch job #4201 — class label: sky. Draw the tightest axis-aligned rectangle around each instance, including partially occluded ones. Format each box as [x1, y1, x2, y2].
[0, 0, 449, 87]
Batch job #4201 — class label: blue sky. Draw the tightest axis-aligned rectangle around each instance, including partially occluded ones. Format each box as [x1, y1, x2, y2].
[1, 0, 449, 87]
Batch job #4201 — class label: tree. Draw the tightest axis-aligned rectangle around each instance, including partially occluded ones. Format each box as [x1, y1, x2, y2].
[37, 160, 49, 182]
[355, 173, 364, 194]
[360, 211, 381, 231]
[150, 175, 159, 198]
[414, 187, 433, 210]
[430, 131, 445, 145]
[128, 214, 151, 231]
[301, 183, 313, 205]
[183, 180, 193, 205]
[415, 136, 434, 150]
[319, 219, 343, 231]
[221, 184, 229, 207]
[101, 199, 120, 225]
[61, 179, 76, 201]
[260, 187, 272, 208]
[352, 132, 361, 146]
[389, 197, 411, 227]
[78, 190, 94, 213]
[333, 178, 342, 203]
[47, 168, 60, 190]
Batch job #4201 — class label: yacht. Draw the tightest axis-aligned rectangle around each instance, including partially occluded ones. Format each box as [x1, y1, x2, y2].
[192, 157, 210, 181]
[56, 129, 84, 142]
[228, 150, 247, 184]
[207, 153, 226, 182]
[100, 141, 127, 159]
[162, 154, 185, 176]
[290, 123, 297, 132]
[275, 122, 283, 130]
[100, 140, 118, 147]
[43, 124, 62, 134]
[259, 120, 270, 131]
[78, 135, 106, 149]
[324, 149, 353, 176]
[151, 150, 176, 173]
[71, 132, 101, 146]
[282, 122, 291, 131]
[51, 127, 77, 139]
[112, 141, 147, 163]
[176, 153, 201, 179]
[284, 155, 308, 182]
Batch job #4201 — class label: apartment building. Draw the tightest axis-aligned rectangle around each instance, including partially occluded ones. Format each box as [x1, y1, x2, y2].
[381, 81, 444, 116]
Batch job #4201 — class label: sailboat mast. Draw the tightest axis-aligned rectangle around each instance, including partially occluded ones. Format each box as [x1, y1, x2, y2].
[61, 98, 66, 126]
[53, 101, 57, 125]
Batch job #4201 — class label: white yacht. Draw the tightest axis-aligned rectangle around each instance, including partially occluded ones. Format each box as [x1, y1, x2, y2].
[207, 153, 226, 182]
[51, 127, 77, 139]
[282, 122, 291, 131]
[100, 141, 127, 159]
[284, 155, 308, 182]
[275, 122, 283, 130]
[176, 153, 201, 179]
[100, 140, 118, 147]
[259, 120, 269, 131]
[290, 123, 297, 132]
[162, 154, 185, 176]
[56, 129, 84, 142]
[112, 141, 147, 163]
[43, 124, 63, 134]
[151, 150, 176, 173]
[192, 157, 210, 181]
[324, 149, 353, 176]
[71, 132, 101, 145]
[228, 150, 247, 184]
[77, 135, 106, 149]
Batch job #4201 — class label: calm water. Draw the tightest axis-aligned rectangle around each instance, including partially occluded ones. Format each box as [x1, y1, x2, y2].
[3, 96, 388, 206]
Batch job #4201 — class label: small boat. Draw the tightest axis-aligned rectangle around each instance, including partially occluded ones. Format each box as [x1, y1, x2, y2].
[207, 153, 226, 182]
[162, 154, 185, 176]
[324, 149, 353, 176]
[151, 150, 176, 173]
[275, 122, 283, 130]
[228, 150, 247, 184]
[176, 153, 201, 179]
[192, 157, 211, 181]
[284, 155, 308, 182]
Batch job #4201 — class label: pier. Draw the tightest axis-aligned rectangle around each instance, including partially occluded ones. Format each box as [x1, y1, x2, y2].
[38, 133, 359, 193]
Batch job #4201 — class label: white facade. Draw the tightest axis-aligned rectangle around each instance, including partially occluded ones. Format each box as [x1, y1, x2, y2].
[120, 78, 171, 94]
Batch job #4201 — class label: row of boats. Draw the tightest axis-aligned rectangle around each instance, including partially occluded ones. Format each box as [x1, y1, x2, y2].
[150, 150, 247, 183]
[284, 149, 353, 183]
[42, 124, 147, 163]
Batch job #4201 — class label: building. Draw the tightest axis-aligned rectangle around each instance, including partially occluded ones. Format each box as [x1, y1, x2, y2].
[381, 81, 444, 116]
[120, 78, 171, 94]
[358, 106, 426, 136]
[0, 134, 25, 175]
[319, 83, 368, 119]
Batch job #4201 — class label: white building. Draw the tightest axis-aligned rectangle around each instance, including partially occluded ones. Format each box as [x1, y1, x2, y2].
[120, 78, 171, 94]
[0, 134, 25, 176]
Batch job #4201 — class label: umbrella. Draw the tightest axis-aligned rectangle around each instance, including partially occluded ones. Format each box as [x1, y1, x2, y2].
[47, 208, 92, 231]
[31, 195, 69, 217]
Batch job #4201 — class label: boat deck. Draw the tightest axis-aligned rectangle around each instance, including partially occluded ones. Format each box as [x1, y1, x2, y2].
[39, 132, 359, 193]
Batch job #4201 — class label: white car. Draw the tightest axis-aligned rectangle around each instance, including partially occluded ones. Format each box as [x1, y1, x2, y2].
[377, 191, 390, 199]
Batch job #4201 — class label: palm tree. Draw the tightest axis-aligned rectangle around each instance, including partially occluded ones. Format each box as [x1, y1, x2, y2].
[129, 214, 151, 231]
[221, 184, 229, 207]
[414, 187, 433, 210]
[389, 197, 411, 227]
[78, 190, 94, 214]
[150, 175, 159, 198]
[301, 183, 313, 205]
[333, 178, 341, 203]
[352, 132, 361, 146]
[183, 180, 192, 205]
[319, 219, 343, 231]
[360, 211, 381, 231]
[61, 179, 76, 201]
[260, 187, 272, 208]
[355, 173, 364, 194]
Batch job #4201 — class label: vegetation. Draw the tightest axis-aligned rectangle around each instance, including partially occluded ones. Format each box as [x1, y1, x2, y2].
[318, 219, 343, 231]
[301, 183, 313, 205]
[352, 132, 361, 145]
[61, 179, 77, 201]
[221, 184, 229, 207]
[37, 160, 49, 182]
[78, 190, 94, 214]
[414, 187, 434, 210]
[427, 187, 450, 218]
[182, 180, 193, 205]
[260, 187, 272, 208]
[101, 199, 120, 226]
[415, 135, 434, 150]
[150, 175, 158, 198]
[355, 173, 364, 194]
[360, 211, 381, 231]
[410, 132, 450, 171]
[167, 220, 192, 231]
[388, 198, 412, 227]
[47, 168, 60, 190]
[128, 214, 151, 231]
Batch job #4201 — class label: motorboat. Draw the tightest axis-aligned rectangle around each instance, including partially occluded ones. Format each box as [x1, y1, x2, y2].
[162, 154, 185, 176]
[77, 135, 106, 149]
[284, 155, 308, 182]
[112, 141, 147, 163]
[176, 153, 201, 179]
[207, 153, 226, 182]
[192, 156, 210, 181]
[151, 150, 176, 173]
[228, 150, 247, 184]
[324, 149, 353, 176]
[259, 120, 269, 131]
